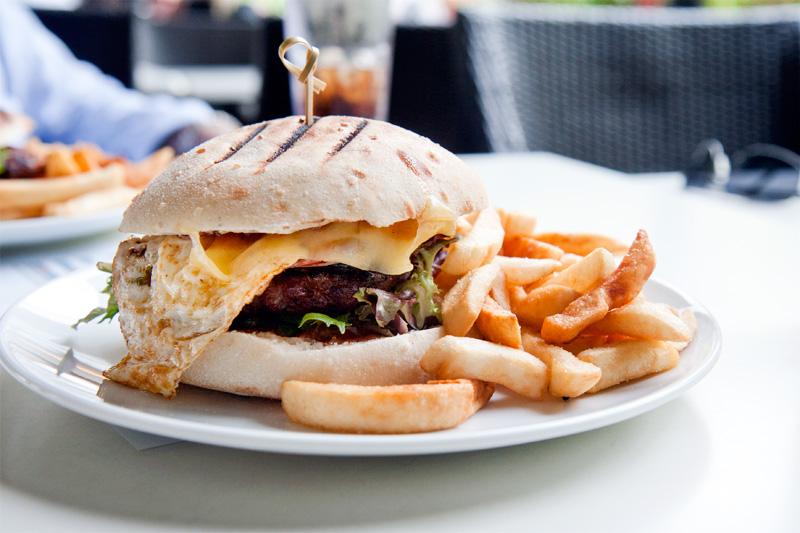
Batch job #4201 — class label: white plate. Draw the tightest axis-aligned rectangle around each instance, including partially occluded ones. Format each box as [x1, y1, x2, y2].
[0, 207, 124, 247]
[0, 268, 721, 456]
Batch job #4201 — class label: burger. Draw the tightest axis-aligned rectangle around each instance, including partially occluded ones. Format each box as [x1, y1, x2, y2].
[103, 115, 487, 399]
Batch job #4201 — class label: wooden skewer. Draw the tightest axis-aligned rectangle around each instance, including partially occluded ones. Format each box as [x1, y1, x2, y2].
[278, 36, 327, 125]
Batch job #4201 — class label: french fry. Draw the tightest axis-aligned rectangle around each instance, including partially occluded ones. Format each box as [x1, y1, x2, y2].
[45, 147, 81, 177]
[492, 256, 560, 286]
[42, 185, 139, 217]
[441, 207, 504, 276]
[541, 247, 615, 293]
[557, 334, 610, 355]
[534, 232, 628, 256]
[442, 263, 500, 336]
[585, 299, 692, 342]
[0, 163, 126, 209]
[0, 204, 43, 220]
[541, 230, 656, 344]
[476, 295, 522, 348]
[521, 328, 601, 398]
[420, 336, 548, 400]
[557, 253, 582, 271]
[281, 379, 494, 434]
[502, 210, 537, 239]
[577, 339, 680, 393]
[73, 145, 103, 172]
[490, 269, 511, 310]
[503, 235, 564, 260]
[511, 284, 582, 329]
[666, 309, 698, 351]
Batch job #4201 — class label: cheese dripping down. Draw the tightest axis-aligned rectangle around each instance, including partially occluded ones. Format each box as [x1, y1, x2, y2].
[186, 198, 457, 281]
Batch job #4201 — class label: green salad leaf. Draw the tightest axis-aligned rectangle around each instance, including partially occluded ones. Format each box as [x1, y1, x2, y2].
[298, 312, 351, 334]
[72, 262, 119, 329]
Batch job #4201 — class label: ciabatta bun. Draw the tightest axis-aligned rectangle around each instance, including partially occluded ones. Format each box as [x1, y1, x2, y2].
[120, 115, 487, 235]
[181, 327, 445, 399]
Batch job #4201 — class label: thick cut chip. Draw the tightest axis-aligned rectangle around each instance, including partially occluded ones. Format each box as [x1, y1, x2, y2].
[502, 210, 537, 239]
[585, 299, 692, 342]
[281, 379, 494, 434]
[521, 328, 601, 398]
[476, 295, 522, 348]
[541, 247, 615, 294]
[534, 233, 628, 256]
[420, 335, 548, 399]
[0, 163, 125, 209]
[503, 235, 564, 260]
[441, 207, 504, 276]
[490, 270, 511, 311]
[577, 339, 679, 393]
[442, 263, 500, 336]
[491, 256, 560, 286]
[541, 230, 656, 344]
[511, 284, 582, 329]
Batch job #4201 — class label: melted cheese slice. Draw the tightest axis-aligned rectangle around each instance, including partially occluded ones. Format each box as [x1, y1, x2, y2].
[190, 198, 457, 280]
[104, 199, 457, 398]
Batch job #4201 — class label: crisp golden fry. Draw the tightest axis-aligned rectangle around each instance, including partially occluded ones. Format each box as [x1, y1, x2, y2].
[502, 210, 537, 239]
[441, 207, 504, 276]
[442, 263, 501, 336]
[281, 379, 494, 434]
[667, 309, 698, 351]
[511, 284, 581, 329]
[585, 299, 692, 342]
[476, 295, 522, 348]
[541, 230, 656, 344]
[0, 163, 126, 209]
[73, 145, 103, 172]
[521, 328, 601, 398]
[503, 235, 564, 260]
[45, 147, 81, 177]
[541, 247, 615, 293]
[557, 334, 610, 355]
[490, 269, 511, 310]
[0, 204, 42, 220]
[455, 217, 473, 237]
[42, 185, 139, 217]
[577, 339, 679, 393]
[534, 232, 628, 256]
[492, 256, 560, 285]
[557, 253, 582, 271]
[420, 336, 548, 400]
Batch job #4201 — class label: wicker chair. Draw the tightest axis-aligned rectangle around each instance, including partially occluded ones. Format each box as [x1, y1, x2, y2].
[460, 5, 800, 172]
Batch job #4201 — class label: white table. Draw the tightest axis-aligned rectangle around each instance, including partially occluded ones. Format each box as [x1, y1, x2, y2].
[1, 153, 798, 532]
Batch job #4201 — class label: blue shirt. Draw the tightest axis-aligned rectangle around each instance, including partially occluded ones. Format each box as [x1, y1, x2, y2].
[0, 3, 216, 161]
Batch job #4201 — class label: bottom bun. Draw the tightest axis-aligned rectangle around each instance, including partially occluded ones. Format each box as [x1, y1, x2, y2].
[180, 327, 445, 399]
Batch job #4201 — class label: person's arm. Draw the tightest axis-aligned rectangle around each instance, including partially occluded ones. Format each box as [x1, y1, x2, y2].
[0, 4, 237, 160]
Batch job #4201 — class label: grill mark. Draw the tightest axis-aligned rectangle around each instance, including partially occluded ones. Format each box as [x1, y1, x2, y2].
[258, 123, 312, 171]
[328, 120, 368, 157]
[214, 122, 268, 164]
[397, 150, 432, 178]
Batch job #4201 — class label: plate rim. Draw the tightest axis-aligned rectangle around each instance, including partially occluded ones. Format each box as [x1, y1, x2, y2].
[0, 206, 124, 247]
[0, 268, 722, 456]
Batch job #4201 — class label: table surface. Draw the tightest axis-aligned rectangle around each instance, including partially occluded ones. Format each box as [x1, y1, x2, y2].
[1, 152, 798, 532]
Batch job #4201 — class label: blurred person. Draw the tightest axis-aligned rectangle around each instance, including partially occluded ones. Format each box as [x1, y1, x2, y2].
[0, 2, 239, 161]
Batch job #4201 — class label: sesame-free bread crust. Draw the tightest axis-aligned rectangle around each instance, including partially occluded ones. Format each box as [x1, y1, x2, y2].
[120, 116, 488, 235]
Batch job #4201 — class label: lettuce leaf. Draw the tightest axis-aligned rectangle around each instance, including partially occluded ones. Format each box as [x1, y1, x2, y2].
[298, 312, 350, 334]
[72, 262, 118, 328]
[349, 236, 450, 336]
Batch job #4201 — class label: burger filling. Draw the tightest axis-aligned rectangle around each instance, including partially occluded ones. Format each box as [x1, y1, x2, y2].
[230, 235, 449, 340]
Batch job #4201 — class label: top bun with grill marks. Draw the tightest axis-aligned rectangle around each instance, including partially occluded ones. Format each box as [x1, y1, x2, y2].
[120, 116, 488, 235]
